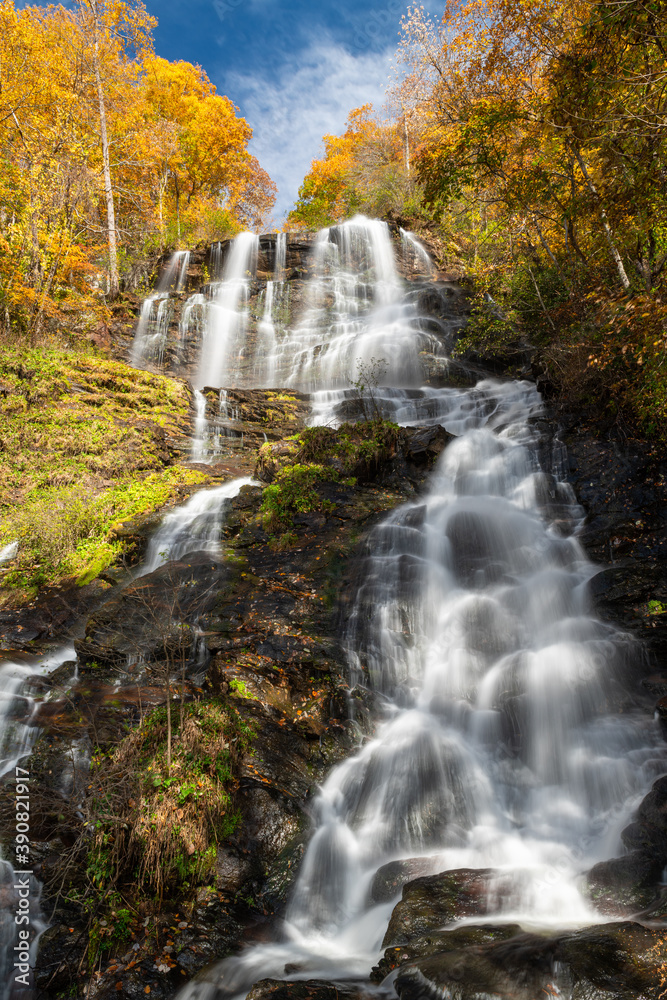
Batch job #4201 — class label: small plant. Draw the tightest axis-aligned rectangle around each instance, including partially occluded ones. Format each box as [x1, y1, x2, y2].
[229, 678, 258, 700]
[83, 699, 256, 898]
[260, 463, 333, 531]
[351, 356, 388, 421]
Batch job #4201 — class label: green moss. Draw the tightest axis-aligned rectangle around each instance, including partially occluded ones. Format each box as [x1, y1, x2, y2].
[261, 463, 334, 530]
[229, 678, 258, 700]
[0, 346, 202, 602]
[258, 420, 400, 531]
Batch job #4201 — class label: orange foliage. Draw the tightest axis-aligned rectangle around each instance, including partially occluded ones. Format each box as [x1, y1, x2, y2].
[0, 0, 275, 340]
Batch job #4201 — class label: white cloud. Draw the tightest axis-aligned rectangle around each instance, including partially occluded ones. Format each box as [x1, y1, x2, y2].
[223, 41, 393, 221]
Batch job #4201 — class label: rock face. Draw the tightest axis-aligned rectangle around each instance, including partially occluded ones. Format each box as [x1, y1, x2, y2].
[246, 980, 374, 1000]
[383, 869, 495, 947]
[371, 870, 667, 1000]
[76, 553, 224, 666]
[32, 414, 443, 999]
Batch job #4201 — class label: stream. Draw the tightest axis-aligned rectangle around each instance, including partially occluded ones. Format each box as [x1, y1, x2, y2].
[0, 218, 663, 998]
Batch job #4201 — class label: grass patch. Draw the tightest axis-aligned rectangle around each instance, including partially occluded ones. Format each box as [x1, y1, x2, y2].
[86, 699, 256, 898]
[0, 346, 199, 602]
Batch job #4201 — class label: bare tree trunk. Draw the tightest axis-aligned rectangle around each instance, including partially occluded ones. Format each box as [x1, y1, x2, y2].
[174, 172, 181, 243]
[574, 148, 631, 291]
[89, 0, 120, 298]
[404, 113, 411, 178]
[166, 684, 172, 769]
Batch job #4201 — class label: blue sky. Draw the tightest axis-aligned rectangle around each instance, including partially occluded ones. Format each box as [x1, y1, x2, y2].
[143, 0, 441, 221]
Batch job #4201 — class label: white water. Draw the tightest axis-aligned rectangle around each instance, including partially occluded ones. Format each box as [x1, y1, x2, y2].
[274, 232, 287, 278]
[400, 228, 435, 278]
[130, 250, 190, 368]
[0, 646, 75, 999]
[165, 218, 449, 394]
[191, 389, 211, 463]
[140, 478, 255, 576]
[196, 232, 259, 389]
[271, 217, 442, 391]
[0, 543, 18, 566]
[172, 226, 666, 1000]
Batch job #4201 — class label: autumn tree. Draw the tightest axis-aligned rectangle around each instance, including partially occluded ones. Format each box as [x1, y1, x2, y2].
[75, 0, 156, 299]
[0, 0, 275, 340]
[288, 106, 379, 228]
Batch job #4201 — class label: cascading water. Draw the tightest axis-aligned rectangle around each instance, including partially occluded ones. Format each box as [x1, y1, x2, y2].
[196, 232, 259, 389]
[165, 218, 454, 396]
[139, 477, 255, 576]
[274, 231, 287, 278]
[270, 217, 444, 391]
[400, 228, 435, 278]
[0, 647, 76, 999]
[191, 389, 211, 463]
[131, 250, 191, 368]
[172, 228, 666, 1000]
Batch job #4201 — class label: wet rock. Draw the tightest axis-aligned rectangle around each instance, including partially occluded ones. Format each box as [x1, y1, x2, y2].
[369, 857, 442, 905]
[246, 980, 375, 1000]
[389, 922, 664, 1000]
[372, 924, 522, 984]
[382, 869, 495, 947]
[585, 853, 663, 914]
[197, 387, 311, 458]
[35, 923, 88, 995]
[563, 427, 667, 659]
[76, 552, 224, 667]
[402, 425, 451, 464]
[216, 848, 255, 895]
[586, 774, 667, 913]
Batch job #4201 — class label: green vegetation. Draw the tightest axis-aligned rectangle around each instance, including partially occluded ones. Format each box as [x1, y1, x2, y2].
[258, 420, 400, 531]
[0, 347, 202, 602]
[261, 463, 335, 531]
[229, 677, 259, 700]
[86, 699, 255, 899]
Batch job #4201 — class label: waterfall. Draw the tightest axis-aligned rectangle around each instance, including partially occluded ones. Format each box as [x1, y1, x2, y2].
[195, 232, 259, 389]
[257, 282, 278, 387]
[211, 242, 223, 280]
[176, 251, 191, 292]
[175, 228, 666, 1000]
[130, 294, 173, 368]
[139, 477, 255, 576]
[180, 292, 207, 359]
[400, 228, 435, 278]
[191, 388, 210, 463]
[130, 250, 190, 368]
[270, 216, 444, 391]
[275, 231, 287, 278]
[133, 220, 451, 393]
[0, 647, 76, 998]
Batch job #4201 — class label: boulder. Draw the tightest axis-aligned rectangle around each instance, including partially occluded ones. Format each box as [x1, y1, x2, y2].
[369, 857, 443, 906]
[383, 869, 495, 947]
